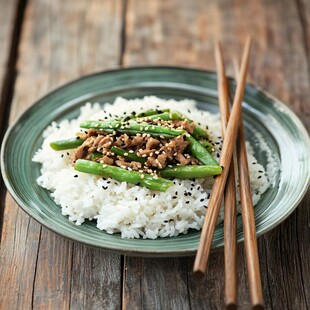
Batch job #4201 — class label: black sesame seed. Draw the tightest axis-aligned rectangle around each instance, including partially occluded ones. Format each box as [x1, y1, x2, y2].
[175, 191, 178, 195]
[186, 201, 190, 204]
[258, 170, 263, 173]
[153, 194, 156, 198]
[200, 198, 204, 202]
[258, 176, 262, 179]
[135, 197, 138, 201]
[74, 175, 78, 178]
[61, 154, 64, 158]
[172, 196, 177, 199]
[66, 152, 69, 155]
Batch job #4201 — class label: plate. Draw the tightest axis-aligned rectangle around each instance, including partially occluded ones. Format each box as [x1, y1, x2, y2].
[1, 67, 309, 257]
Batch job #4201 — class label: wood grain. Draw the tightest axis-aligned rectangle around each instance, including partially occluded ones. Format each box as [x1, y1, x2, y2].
[237, 121, 264, 309]
[194, 37, 252, 275]
[0, 0, 20, 132]
[215, 42, 238, 309]
[0, 0, 124, 309]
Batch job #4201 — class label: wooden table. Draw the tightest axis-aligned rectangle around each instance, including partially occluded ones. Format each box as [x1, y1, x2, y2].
[0, 1, 309, 309]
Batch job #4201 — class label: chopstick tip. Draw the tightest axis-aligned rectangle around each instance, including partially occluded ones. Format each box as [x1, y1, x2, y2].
[252, 304, 264, 310]
[226, 303, 238, 310]
[192, 269, 205, 280]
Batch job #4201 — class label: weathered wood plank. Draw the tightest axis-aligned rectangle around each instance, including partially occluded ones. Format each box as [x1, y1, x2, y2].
[0, 0, 124, 309]
[122, 1, 310, 309]
[0, 0, 19, 127]
[70, 244, 122, 309]
[0, 0, 22, 239]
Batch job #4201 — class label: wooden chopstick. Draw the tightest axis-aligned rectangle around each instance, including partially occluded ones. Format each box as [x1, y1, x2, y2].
[215, 42, 238, 310]
[193, 37, 251, 275]
[232, 66, 264, 309]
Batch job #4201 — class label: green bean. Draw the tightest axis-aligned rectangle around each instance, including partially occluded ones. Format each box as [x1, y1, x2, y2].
[198, 140, 214, 153]
[138, 110, 208, 140]
[89, 152, 102, 160]
[136, 111, 184, 121]
[192, 126, 208, 140]
[50, 137, 83, 151]
[186, 135, 219, 166]
[74, 159, 173, 191]
[173, 112, 208, 140]
[110, 146, 147, 163]
[135, 108, 170, 118]
[80, 120, 185, 138]
[160, 165, 222, 179]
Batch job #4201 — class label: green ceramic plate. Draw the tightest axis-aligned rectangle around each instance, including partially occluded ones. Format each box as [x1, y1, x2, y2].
[1, 67, 310, 257]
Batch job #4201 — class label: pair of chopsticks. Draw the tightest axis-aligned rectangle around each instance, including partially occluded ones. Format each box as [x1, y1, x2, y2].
[193, 38, 264, 309]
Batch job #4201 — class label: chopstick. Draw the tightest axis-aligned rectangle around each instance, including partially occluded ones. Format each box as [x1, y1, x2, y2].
[232, 65, 264, 309]
[215, 42, 238, 309]
[193, 37, 251, 275]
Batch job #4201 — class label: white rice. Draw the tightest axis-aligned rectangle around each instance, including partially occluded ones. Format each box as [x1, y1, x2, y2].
[33, 96, 270, 239]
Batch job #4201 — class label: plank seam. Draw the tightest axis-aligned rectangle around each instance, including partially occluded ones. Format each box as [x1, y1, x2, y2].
[0, 0, 28, 242]
[295, 0, 310, 76]
[263, 237, 274, 310]
[186, 261, 192, 310]
[120, 255, 125, 309]
[295, 209, 309, 309]
[119, 0, 128, 66]
[31, 226, 42, 309]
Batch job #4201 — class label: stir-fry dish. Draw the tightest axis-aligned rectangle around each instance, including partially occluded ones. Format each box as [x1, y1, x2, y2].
[50, 109, 222, 192]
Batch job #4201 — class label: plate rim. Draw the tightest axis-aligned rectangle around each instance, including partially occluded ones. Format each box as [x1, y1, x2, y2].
[1, 66, 310, 256]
